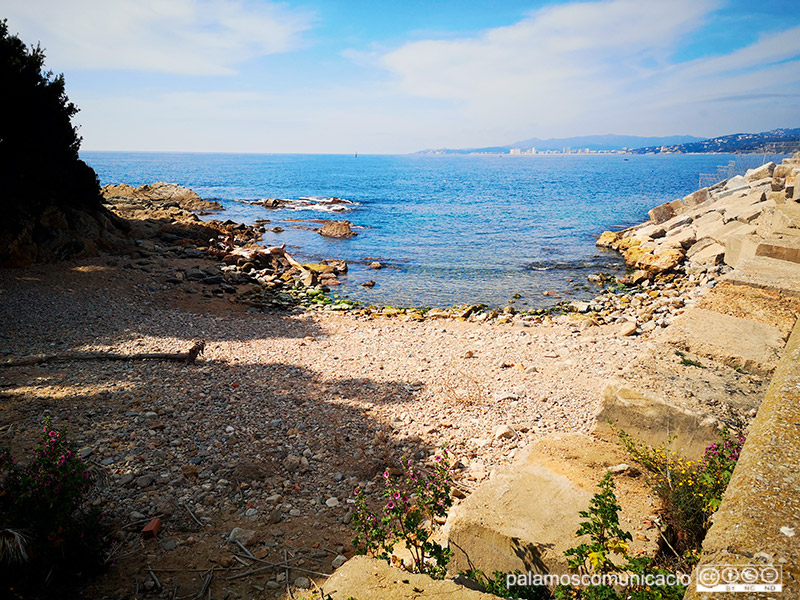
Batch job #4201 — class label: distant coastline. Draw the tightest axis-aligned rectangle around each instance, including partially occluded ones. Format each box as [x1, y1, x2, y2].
[418, 126, 800, 157]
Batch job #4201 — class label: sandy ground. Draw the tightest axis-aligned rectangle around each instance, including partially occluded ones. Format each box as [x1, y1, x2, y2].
[0, 254, 654, 599]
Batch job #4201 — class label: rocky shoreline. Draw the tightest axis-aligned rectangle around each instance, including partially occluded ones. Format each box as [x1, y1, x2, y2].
[1, 159, 799, 599]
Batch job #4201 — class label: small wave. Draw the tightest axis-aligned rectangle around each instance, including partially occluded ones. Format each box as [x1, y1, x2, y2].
[256, 196, 360, 213]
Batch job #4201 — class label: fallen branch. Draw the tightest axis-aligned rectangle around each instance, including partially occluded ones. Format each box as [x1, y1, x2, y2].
[0, 341, 205, 367]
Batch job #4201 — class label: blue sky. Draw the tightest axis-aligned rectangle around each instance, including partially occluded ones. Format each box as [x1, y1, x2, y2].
[2, 0, 799, 153]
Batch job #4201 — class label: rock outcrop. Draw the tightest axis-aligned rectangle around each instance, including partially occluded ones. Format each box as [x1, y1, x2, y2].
[318, 220, 357, 238]
[101, 182, 223, 213]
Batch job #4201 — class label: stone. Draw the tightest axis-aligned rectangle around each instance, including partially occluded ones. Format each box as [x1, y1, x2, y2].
[101, 182, 223, 212]
[723, 234, 762, 268]
[322, 556, 496, 599]
[493, 425, 515, 440]
[136, 475, 154, 488]
[595, 383, 720, 459]
[283, 455, 302, 471]
[745, 162, 776, 182]
[369, 261, 383, 269]
[293, 576, 311, 590]
[648, 199, 683, 225]
[228, 527, 256, 546]
[663, 308, 786, 375]
[318, 220, 357, 238]
[681, 187, 710, 210]
[755, 236, 800, 264]
[361, 280, 376, 288]
[723, 175, 748, 190]
[161, 539, 177, 551]
[724, 256, 800, 298]
[443, 435, 656, 577]
[688, 241, 726, 266]
[331, 554, 348, 569]
[326, 497, 340, 508]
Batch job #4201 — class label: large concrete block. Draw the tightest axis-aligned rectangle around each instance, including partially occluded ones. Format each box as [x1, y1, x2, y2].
[648, 199, 684, 225]
[595, 384, 719, 458]
[724, 234, 762, 268]
[707, 220, 757, 245]
[663, 307, 787, 375]
[443, 435, 659, 578]
[323, 556, 496, 599]
[725, 256, 800, 298]
[444, 462, 592, 577]
[756, 236, 800, 264]
[745, 162, 776, 182]
[681, 187, 709, 210]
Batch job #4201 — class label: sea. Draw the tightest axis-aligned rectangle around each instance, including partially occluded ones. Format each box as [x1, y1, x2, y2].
[81, 152, 782, 309]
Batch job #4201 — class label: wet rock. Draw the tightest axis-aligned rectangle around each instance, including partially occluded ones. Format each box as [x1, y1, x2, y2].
[318, 220, 357, 238]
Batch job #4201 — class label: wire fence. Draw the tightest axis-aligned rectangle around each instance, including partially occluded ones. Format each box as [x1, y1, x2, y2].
[697, 154, 787, 189]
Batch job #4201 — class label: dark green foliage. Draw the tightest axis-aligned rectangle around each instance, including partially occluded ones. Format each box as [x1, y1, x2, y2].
[0, 19, 102, 220]
[462, 569, 550, 599]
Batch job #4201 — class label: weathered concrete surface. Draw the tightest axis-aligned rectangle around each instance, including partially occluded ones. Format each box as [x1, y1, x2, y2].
[724, 256, 800, 298]
[684, 319, 800, 600]
[321, 555, 496, 599]
[442, 434, 659, 578]
[595, 383, 721, 459]
[662, 308, 786, 375]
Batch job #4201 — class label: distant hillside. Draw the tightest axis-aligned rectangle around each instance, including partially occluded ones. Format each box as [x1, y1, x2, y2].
[629, 128, 800, 154]
[416, 134, 703, 154]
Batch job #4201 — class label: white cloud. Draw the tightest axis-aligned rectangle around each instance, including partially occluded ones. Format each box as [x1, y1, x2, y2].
[377, 0, 800, 140]
[1, 0, 312, 75]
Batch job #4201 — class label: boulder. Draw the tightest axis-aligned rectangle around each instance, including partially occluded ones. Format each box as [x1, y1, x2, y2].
[318, 220, 357, 238]
[681, 187, 710, 210]
[443, 434, 658, 578]
[688, 241, 725, 266]
[745, 162, 776, 182]
[648, 199, 684, 225]
[755, 236, 800, 264]
[723, 175, 748, 190]
[724, 234, 762, 268]
[663, 308, 786, 375]
[595, 383, 721, 459]
[322, 556, 496, 599]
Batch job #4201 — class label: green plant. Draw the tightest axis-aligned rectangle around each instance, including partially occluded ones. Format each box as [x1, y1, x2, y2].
[555, 474, 687, 600]
[565, 473, 631, 574]
[462, 569, 550, 599]
[616, 429, 744, 553]
[352, 452, 453, 578]
[0, 419, 109, 596]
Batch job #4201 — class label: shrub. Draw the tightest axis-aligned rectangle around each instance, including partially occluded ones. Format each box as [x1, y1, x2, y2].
[617, 429, 744, 554]
[0, 419, 108, 597]
[555, 473, 686, 600]
[352, 452, 453, 578]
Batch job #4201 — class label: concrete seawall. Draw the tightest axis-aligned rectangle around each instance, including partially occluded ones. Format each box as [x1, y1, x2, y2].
[684, 318, 800, 599]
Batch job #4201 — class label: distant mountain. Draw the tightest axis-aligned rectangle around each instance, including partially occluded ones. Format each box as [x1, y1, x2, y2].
[416, 134, 703, 154]
[628, 128, 800, 154]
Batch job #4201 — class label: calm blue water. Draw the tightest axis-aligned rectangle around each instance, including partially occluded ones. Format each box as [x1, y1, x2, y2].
[81, 152, 779, 308]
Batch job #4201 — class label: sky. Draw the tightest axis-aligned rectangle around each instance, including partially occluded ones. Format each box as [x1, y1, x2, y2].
[2, 0, 800, 154]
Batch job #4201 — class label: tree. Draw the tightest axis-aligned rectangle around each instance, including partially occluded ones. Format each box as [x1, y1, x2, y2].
[0, 20, 115, 266]
[0, 19, 102, 218]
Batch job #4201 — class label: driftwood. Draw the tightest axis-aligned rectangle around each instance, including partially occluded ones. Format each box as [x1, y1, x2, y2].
[0, 341, 205, 367]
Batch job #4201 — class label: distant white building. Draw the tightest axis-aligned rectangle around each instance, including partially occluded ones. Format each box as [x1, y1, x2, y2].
[510, 148, 522, 155]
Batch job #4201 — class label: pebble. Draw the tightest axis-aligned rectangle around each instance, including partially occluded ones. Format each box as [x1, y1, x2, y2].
[294, 577, 311, 590]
